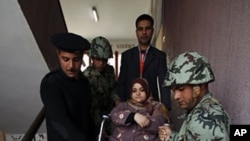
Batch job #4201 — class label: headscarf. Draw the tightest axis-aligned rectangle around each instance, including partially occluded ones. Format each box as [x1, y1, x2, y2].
[129, 77, 154, 115]
[130, 77, 151, 100]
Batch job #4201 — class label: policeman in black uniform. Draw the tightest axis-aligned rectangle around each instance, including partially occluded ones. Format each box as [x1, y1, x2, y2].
[40, 32, 95, 141]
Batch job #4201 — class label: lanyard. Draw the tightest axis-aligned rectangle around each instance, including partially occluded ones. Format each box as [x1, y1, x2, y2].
[140, 53, 145, 77]
[139, 49, 148, 77]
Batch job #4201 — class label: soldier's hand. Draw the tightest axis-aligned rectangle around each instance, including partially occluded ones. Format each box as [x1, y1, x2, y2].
[134, 113, 150, 128]
[158, 124, 171, 141]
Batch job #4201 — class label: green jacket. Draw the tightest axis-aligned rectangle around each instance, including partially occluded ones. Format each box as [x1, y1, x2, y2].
[170, 93, 230, 141]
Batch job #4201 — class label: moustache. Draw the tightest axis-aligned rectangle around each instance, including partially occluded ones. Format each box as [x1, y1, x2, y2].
[67, 69, 77, 72]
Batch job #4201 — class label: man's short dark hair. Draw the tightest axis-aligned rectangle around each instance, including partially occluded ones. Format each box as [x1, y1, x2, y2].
[135, 14, 154, 28]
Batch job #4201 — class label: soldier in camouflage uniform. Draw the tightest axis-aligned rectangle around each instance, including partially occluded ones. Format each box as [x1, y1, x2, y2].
[83, 36, 120, 140]
[158, 51, 230, 141]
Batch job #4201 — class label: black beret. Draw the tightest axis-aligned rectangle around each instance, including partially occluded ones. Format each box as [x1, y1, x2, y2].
[51, 32, 90, 52]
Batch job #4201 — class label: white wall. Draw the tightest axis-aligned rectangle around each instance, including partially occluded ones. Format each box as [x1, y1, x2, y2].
[0, 0, 48, 133]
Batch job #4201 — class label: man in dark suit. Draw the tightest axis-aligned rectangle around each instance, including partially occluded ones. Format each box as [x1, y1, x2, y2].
[117, 14, 171, 110]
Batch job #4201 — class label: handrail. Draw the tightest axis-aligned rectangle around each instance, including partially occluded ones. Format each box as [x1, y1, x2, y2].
[21, 107, 45, 141]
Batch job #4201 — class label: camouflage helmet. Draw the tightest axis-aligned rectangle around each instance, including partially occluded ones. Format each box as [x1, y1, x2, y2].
[163, 51, 215, 87]
[89, 36, 113, 59]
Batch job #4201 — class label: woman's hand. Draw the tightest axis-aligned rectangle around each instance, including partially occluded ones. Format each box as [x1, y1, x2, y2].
[134, 113, 150, 128]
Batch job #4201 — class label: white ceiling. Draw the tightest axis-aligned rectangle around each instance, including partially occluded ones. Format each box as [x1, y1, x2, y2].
[60, 0, 151, 40]
[0, 0, 151, 134]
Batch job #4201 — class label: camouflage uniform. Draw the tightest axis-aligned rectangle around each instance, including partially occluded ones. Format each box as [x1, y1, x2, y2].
[163, 51, 231, 141]
[83, 65, 119, 133]
[169, 93, 230, 141]
[83, 36, 120, 138]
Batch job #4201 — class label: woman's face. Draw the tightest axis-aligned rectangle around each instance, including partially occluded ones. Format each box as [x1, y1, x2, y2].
[131, 83, 147, 103]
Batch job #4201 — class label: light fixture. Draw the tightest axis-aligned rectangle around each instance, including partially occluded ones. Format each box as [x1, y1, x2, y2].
[92, 7, 99, 22]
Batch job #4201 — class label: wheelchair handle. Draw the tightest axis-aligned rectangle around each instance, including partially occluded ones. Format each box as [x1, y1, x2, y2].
[98, 115, 110, 141]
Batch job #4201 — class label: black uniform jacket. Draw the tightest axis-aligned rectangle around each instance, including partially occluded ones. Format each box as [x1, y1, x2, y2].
[40, 68, 95, 141]
[117, 46, 171, 110]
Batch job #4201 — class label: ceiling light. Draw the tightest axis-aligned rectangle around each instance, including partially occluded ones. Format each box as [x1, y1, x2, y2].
[92, 7, 99, 22]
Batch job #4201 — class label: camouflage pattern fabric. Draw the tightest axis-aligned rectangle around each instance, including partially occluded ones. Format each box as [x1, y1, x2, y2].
[170, 93, 230, 141]
[83, 64, 120, 135]
[89, 36, 113, 59]
[163, 52, 215, 87]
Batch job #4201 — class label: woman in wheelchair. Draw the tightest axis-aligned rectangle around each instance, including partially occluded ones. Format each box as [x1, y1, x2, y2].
[109, 77, 169, 141]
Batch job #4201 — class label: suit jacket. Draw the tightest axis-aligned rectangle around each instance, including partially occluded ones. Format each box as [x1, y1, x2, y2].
[117, 46, 171, 110]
